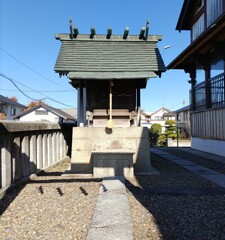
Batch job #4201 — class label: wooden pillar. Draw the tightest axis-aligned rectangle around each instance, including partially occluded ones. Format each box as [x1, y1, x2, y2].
[205, 57, 211, 109]
[77, 80, 86, 127]
[137, 87, 141, 109]
[186, 65, 196, 111]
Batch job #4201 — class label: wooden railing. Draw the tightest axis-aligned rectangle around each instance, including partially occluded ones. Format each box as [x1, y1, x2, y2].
[0, 121, 73, 192]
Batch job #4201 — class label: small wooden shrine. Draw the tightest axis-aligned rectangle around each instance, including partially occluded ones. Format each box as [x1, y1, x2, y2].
[54, 19, 166, 176]
[54, 19, 166, 127]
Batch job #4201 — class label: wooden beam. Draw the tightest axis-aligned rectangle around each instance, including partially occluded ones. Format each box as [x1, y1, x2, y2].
[69, 17, 73, 39]
[145, 19, 150, 40]
[123, 27, 129, 39]
[90, 26, 96, 39]
[139, 27, 145, 40]
[73, 26, 79, 38]
[106, 27, 112, 39]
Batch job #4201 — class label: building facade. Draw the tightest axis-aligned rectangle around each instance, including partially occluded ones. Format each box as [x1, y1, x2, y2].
[168, 0, 225, 156]
[15, 103, 76, 124]
[0, 95, 25, 120]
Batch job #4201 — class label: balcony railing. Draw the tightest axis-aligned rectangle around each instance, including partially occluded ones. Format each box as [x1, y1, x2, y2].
[210, 73, 225, 107]
[191, 73, 225, 111]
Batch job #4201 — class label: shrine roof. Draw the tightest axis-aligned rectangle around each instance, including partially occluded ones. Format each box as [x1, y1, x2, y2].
[54, 27, 166, 80]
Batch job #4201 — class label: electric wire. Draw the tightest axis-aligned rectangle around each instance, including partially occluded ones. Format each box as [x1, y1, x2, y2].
[1, 89, 73, 93]
[0, 72, 75, 108]
[0, 47, 71, 90]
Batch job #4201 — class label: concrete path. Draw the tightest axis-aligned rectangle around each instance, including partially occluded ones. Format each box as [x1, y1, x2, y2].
[86, 176, 133, 240]
[151, 148, 225, 189]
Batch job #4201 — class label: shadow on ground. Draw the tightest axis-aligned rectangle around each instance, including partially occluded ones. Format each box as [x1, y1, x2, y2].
[125, 150, 225, 240]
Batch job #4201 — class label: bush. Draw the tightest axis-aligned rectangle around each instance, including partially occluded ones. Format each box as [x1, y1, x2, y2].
[165, 120, 178, 139]
[149, 124, 162, 146]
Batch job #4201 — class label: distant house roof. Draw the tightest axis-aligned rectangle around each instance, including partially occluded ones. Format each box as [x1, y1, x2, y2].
[150, 107, 173, 116]
[54, 33, 166, 80]
[60, 108, 77, 118]
[175, 105, 190, 113]
[14, 103, 76, 121]
[0, 95, 26, 108]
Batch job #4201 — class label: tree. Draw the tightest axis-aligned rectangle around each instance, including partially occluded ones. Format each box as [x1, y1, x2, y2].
[165, 120, 177, 139]
[10, 96, 18, 102]
[149, 123, 162, 146]
[27, 100, 45, 109]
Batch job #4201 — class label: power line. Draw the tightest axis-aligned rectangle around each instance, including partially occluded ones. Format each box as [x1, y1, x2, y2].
[0, 47, 71, 90]
[0, 72, 75, 108]
[1, 89, 74, 93]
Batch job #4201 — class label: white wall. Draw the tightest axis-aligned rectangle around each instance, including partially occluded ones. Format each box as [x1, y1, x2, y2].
[192, 137, 225, 157]
[19, 107, 59, 122]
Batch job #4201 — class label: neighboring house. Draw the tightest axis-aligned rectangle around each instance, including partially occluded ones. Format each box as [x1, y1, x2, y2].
[0, 95, 26, 120]
[141, 107, 176, 132]
[15, 103, 76, 124]
[175, 105, 191, 139]
[168, 0, 225, 156]
[60, 108, 77, 119]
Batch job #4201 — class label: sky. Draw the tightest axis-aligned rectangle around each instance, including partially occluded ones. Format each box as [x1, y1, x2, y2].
[0, 0, 190, 112]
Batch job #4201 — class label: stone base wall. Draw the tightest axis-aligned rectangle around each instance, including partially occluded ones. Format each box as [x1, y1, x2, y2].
[192, 137, 225, 157]
[167, 138, 191, 147]
[71, 127, 152, 175]
[0, 121, 73, 191]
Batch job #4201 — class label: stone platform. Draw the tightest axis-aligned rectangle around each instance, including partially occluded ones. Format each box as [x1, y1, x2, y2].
[71, 127, 156, 176]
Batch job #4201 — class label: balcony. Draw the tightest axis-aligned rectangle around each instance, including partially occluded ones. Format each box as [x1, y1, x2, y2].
[191, 73, 225, 111]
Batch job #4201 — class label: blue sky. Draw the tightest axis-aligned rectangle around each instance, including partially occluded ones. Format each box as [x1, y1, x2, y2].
[0, 0, 190, 111]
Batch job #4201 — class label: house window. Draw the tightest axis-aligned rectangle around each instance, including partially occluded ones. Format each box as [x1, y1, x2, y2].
[207, 0, 223, 27]
[192, 13, 205, 41]
[11, 107, 16, 116]
[35, 110, 48, 115]
[155, 116, 162, 120]
[194, 81, 206, 110]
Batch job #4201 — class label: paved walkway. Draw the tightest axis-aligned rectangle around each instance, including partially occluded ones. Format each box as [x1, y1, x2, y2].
[151, 147, 225, 189]
[87, 177, 133, 240]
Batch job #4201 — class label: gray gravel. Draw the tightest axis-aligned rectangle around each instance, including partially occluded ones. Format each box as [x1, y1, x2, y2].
[1, 149, 225, 240]
[0, 160, 101, 240]
[126, 150, 225, 240]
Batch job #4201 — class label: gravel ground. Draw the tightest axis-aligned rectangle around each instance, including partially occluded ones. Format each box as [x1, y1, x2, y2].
[1, 149, 225, 240]
[126, 151, 225, 240]
[0, 160, 101, 240]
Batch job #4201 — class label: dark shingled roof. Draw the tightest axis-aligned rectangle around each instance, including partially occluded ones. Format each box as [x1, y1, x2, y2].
[0, 95, 26, 108]
[54, 34, 166, 80]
